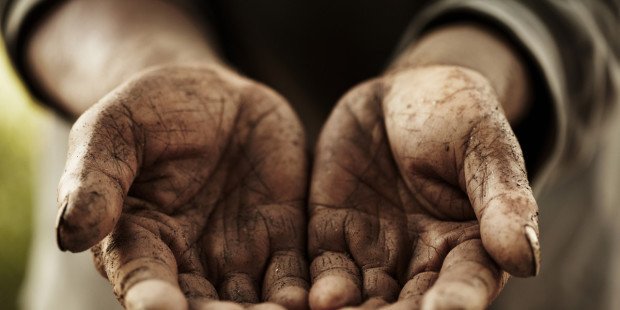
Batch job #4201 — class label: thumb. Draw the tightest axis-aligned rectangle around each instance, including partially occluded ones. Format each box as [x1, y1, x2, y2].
[463, 114, 541, 277]
[57, 102, 140, 252]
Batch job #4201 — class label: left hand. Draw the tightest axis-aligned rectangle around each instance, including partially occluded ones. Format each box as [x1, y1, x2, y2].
[55, 65, 309, 310]
[307, 66, 540, 309]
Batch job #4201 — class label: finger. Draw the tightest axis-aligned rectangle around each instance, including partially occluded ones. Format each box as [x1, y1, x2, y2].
[57, 104, 139, 252]
[421, 239, 506, 310]
[178, 273, 218, 301]
[262, 250, 309, 310]
[400, 271, 438, 300]
[190, 300, 244, 310]
[219, 272, 260, 304]
[125, 280, 187, 310]
[309, 251, 362, 310]
[202, 207, 267, 304]
[189, 301, 285, 310]
[380, 272, 438, 310]
[362, 268, 400, 303]
[256, 201, 308, 309]
[202, 206, 268, 304]
[463, 115, 540, 276]
[99, 214, 185, 310]
[246, 303, 288, 310]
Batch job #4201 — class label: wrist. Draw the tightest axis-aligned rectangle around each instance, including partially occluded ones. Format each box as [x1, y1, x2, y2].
[386, 22, 531, 125]
[26, 0, 222, 118]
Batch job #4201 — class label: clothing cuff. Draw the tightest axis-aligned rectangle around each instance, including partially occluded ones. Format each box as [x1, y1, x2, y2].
[2, 0, 72, 119]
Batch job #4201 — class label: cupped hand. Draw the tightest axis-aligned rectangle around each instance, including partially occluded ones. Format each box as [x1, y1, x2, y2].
[308, 66, 540, 310]
[56, 65, 309, 310]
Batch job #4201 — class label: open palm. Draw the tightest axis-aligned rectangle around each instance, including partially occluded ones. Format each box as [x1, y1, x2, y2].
[308, 66, 540, 310]
[56, 65, 309, 310]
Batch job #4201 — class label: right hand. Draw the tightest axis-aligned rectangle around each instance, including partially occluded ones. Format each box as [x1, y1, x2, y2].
[308, 66, 540, 309]
[56, 64, 309, 310]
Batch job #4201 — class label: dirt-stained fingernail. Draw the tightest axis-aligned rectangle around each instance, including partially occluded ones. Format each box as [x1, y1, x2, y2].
[55, 201, 68, 251]
[524, 225, 540, 276]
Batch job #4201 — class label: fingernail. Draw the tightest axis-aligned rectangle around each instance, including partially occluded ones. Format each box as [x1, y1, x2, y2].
[524, 225, 540, 276]
[55, 201, 68, 252]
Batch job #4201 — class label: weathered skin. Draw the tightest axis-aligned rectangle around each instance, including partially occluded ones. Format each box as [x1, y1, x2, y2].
[33, 2, 539, 307]
[308, 66, 540, 310]
[56, 64, 309, 310]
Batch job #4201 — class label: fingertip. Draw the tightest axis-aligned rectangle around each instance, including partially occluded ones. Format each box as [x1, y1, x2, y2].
[263, 250, 310, 309]
[125, 279, 187, 310]
[480, 195, 540, 277]
[190, 300, 244, 310]
[481, 222, 539, 277]
[56, 188, 120, 252]
[309, 276, 361, 310]
[268, 286, 309, 310]
[421, 282, 486, 310]
[178, 273, 218, 300]
[247, 302, 288, 310]
[362, 268, 400, 302]
[219, 273, 260, 303]
[399, 271, 438, 300]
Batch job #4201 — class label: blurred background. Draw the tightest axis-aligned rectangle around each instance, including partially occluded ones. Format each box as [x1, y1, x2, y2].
[0, 42, 118, 310]
[0, 45, 43, 310]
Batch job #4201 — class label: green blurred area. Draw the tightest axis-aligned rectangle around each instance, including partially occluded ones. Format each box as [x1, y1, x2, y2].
[0, 47, 45, 309]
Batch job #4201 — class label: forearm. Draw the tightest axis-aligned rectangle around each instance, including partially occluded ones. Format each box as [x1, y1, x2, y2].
[387, 23, 531, 125]
[26, 0, 222, 117]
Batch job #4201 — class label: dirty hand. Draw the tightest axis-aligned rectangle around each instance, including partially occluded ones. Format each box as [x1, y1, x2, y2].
[55, 65, 309, 310]
[308, 66, 540, 310]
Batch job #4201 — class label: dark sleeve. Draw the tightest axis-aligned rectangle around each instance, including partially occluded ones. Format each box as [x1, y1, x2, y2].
[396, 0, 620, 193]
[1, 0, 72, 118]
